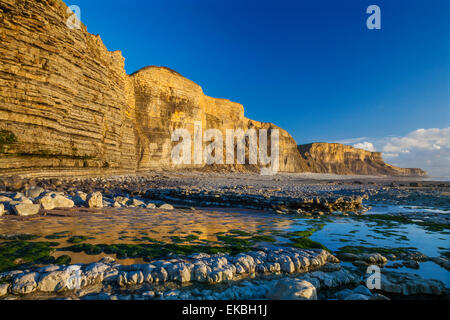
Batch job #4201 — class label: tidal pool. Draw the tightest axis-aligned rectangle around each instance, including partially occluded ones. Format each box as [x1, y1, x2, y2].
[0, 205, 448, 287]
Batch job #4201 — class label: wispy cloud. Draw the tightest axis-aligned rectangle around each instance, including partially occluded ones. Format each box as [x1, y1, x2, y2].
[353, 141, 376, 152]
[335, 127, 450, 178]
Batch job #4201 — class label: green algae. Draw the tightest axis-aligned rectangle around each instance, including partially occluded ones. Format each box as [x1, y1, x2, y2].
[251, 235, 276, 242]
[60, 242, 251, 261]
[354, 214, 449, 232]
[228, 229, 253, 237]
[0, 240, 59, 272]
[67, 236, 90, 244]
[216, 235, 254, 247]
[0, 234, 39, 241]
[336, 245, 418, 256]
[55, 255, 71, 265]
[45, 231, 70, 240]
[287, 237, 330, 251]
[170, 235, 200, 243]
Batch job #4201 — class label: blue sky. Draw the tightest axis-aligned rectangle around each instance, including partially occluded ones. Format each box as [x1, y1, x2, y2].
[67, 0, 449, 176]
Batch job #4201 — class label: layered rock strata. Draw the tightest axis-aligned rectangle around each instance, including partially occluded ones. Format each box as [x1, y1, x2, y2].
[298, 143, 426, 177]
[0, 0, 425, 177]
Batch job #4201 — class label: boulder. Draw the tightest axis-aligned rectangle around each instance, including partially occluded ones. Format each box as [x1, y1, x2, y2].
[335, 288, 353, 300]
[146, 203, 156, 209]
[352, 285, 373, 296]
[114, 196, 130, 206]
[0, 283, 9, 297]
[159, 203, 174, 210]
[87, 192, 103, 208]
[12, 203, 40, 216]
[37, 270, 71, 292]
[360, 253, 388, 265]
[25, 187, 45, 199]
[0, 203, 4, 216]
[73, 191, 87, 206]
[369, 293, 390, 300]
[344, 293, 370, 300]
[53, 195, 75, 208]
[267, 279, 317, 300]
[128, 198, 146, 207]
[38, 195, 74, 210]
[0, 195, 13, 203]
[12, 272, 40, 294]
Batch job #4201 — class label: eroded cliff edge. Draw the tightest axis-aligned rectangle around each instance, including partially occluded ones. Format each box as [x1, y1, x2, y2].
[0, 0, 425, 177]
[298, 143, 426, 177]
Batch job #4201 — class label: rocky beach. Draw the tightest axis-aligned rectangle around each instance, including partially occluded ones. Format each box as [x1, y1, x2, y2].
[0, 172, 448, 300]
[0, 0, 448, 304]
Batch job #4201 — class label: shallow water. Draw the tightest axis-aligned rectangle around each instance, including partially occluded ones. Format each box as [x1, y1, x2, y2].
[0, 204, 448, 287]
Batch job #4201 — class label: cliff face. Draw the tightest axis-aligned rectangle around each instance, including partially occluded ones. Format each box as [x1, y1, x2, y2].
[127, 67, 309, 172]
[298, 143, 426, 176]
[0, 0, 136, 175]
[0, 0, 424, 177]
[0, 0, 307, 176]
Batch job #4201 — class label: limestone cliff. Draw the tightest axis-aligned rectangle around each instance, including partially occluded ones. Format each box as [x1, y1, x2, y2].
[0, 0, 308, 176]
[298, 143, 426, 176]
[0, 0, 425, 177]
[127, 66, 309, 173]
[0, 0, 136, 176]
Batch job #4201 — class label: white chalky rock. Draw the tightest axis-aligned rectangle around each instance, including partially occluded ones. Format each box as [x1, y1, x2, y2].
[268, 279, 317, 300]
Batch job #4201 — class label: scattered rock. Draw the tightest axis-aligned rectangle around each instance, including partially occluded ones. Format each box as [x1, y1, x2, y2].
[37, 271, 71, 292]
[73, 191, 87, 206]
[38, 194, 74, 210]
[430, 257, 450, 271]
[113, 201, 121, 208]
[267, 279, 317, 300]
[0, 283, 10, 297]
[360, 253, 388, 265]
[337, 252, 358, 261]
[159, 203, 174, 210]
[0, 195, 13, 203]
[379, 271, 446, 295]
[25, 187, 45, 199]
[12, 272, 40, 294]
[114, 196, 130, 206]
[12, 203, 40, 216]
[352, 285, 373, 296]
[344, 293, 370, 300]
[87, 192, 103, 208]
[369, 293, 390, 300]
[52, 195, 75, 208]
[402, 260, 420, 269]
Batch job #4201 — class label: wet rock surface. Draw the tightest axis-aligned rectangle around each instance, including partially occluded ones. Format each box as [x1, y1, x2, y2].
[0, 173, 448, 300]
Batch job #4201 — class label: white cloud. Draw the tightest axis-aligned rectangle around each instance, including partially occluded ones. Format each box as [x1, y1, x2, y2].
[336, 127, 450, 178]
[382, 128, 450, 154]
[353, 142, 376, 152]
